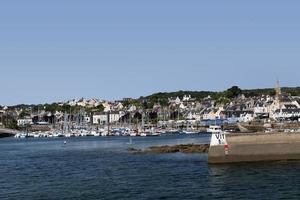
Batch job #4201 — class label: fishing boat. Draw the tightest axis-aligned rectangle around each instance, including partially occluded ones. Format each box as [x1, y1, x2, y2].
[206, 125, 222, 133]
[168, 129, 179, 134]
[14, 133, 27, 138]
[129, 132, 137, 137]
[100, 130, 107, 136]
[182, 130, 198, 134]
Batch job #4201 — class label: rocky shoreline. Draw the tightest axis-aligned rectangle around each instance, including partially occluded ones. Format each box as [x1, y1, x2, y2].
[128, 144, 210, 154]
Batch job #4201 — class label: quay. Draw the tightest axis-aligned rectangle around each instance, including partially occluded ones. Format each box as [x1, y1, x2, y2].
[208, 132, 300, 164]
[0, 128, 18, 138]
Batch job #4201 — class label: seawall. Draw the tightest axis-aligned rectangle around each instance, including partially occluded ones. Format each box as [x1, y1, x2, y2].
[208, 133, 300, 164]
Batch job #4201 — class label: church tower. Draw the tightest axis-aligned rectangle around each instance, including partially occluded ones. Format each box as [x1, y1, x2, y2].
[275, 79, 281, 101]
[275, 79, 282, 112]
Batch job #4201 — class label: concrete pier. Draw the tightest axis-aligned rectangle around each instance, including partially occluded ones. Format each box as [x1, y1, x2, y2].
[208, 133, 300, 164]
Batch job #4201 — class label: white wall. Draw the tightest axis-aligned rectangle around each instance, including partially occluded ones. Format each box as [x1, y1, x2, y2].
[17, 119, 33, 126]
[93, 113, 122, 124]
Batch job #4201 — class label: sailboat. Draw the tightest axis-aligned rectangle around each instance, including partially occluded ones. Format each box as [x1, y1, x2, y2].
[139, 113, 147, 136]
[183, 121, 198, 134]
[127, 137, 133, 145]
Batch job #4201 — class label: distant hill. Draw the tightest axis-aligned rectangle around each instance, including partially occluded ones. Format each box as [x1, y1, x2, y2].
[242, 87, 300, 97]
[143, 90, 215, 101]
[142, 86, 300, 102]
[4, 86, 300, 108]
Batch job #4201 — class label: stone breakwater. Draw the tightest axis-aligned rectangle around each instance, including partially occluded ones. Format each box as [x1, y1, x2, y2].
[208, 133, 300, 164]
[128, 144, 210, 154]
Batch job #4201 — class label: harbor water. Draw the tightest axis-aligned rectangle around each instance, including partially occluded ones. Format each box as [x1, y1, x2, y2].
[0, 134, 299, 200]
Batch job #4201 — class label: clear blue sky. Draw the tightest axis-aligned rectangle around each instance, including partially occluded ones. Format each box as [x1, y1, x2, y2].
[1, 1, 300, 105]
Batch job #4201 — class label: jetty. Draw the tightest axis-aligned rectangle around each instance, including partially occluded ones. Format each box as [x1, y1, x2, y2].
[208, 132, 300, 164]
[0, 128, 18, 138]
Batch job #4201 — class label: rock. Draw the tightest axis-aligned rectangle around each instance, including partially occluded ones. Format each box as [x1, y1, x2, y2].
[127, 147, 143, 154]
[128, 144, 210, 154]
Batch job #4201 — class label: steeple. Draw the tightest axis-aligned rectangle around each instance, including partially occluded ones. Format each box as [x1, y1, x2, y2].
[275, 79, 281, 101]
[275, 79, 282, 112]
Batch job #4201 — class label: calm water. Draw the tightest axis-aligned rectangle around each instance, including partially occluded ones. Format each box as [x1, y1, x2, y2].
[0, 134, 299, 200]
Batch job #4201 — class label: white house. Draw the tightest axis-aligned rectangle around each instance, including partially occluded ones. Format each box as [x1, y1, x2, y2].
[273, 109, 300, 120]
[254, 102, 268, 114]
[77, 98, 87, 107]
[238, 112, 255, 122]
[93, 114, 107, 124]
[67, 99, 77, 107]
[179, 103, 186, 110]
[128, 105, 137, 112]
[214, 107, 224, 119]
[168, 97, 181, 105]
[93, 112, 123, 124]
[17, 117, 33, 126]
[202, 108, 217, 120]
[102, 102, 111, 112]
[185, 112, 201, 120]
[87, 99, 99, 107]
[114, 102, 124, 111]
[175, 97, 181, 105]
[183, 95, 191, 101]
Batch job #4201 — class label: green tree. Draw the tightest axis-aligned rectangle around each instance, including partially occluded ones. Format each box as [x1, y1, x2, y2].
[225, 86, 242, 99]
[19, 110, 30, 118]
[95, 104, 104, 112]
[45, 103, 60, 113]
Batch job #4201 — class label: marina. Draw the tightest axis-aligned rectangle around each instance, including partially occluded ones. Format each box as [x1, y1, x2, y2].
[1, 1, 300, 199]
[13, 127, 206, 139]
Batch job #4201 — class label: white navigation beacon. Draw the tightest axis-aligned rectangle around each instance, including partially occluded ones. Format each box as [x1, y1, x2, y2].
[210, 131, 229, 155]
[210, 132, 227, 146]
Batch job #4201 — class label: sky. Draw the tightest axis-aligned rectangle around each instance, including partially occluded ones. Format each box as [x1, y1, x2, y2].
[1, 1, 300, 105]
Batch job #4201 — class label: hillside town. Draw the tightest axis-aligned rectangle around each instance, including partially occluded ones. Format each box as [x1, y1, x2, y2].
[1, 83, 300, 137]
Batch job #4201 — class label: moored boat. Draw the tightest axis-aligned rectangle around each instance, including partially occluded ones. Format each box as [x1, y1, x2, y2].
[206, 125, 222, 133]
